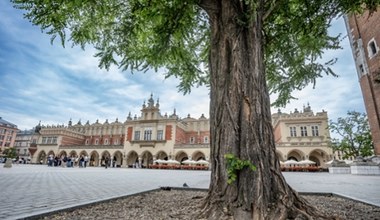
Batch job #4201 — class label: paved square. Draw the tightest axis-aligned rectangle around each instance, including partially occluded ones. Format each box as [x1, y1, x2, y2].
[0, 164, 379, 220]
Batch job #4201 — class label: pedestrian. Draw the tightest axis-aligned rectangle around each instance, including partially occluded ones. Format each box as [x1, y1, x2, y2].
[84, 155, 88, 168]
[113, 156, 116, 168]
[79, 156, 84, 168]
[75, 156, 79, 167]
[105, 157, 109, 169]
[62, 155, 67, 167]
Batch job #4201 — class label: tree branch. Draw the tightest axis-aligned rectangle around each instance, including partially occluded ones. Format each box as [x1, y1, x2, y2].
[263, 0, 281, 21]
[198, 0, 218, 16]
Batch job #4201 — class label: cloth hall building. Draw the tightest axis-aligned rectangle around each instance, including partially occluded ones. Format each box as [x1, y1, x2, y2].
[28, 95, 333, 168]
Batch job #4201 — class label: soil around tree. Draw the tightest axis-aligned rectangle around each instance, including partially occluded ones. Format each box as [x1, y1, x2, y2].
[37, 189, 380, 220]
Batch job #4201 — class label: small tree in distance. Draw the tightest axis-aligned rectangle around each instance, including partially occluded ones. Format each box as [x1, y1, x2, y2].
[329, 111, 374, 159]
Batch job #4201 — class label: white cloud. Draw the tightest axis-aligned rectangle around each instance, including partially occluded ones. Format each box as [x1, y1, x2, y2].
[0, 1, 367, 138]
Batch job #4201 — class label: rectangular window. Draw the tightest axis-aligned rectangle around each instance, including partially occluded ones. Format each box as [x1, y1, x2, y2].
[368, 39, 378, 58]
[157, 130, 163, 140]
[300, 126, 308, 137]
[190, 137, 195, 144]
[204, 136, 209, 143]
[311, 126, 319, 136]
[290, 127, 297, 137]
[42, 137, 47, 144]
[134, 131, 140, 140]
[144, 128, 152, 141]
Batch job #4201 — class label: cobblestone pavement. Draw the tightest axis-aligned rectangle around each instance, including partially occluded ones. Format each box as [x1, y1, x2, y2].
[0, 164, 379, 220]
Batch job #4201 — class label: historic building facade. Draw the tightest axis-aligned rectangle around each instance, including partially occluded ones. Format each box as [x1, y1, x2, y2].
[344, 9, 380, 155]
[272, 104, 333, 167]
[14, 129, 35, 161]
[0, 117, 18, 155]
[27, 95, 332, 167]
[30, 95, 210, 168]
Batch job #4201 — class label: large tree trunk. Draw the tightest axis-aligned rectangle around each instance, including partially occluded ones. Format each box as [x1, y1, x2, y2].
[198, 1, 329, 219]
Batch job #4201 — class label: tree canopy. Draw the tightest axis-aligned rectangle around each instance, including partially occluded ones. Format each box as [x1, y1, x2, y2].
[329, 111, 374, 159]
[12, 0, 379, 106]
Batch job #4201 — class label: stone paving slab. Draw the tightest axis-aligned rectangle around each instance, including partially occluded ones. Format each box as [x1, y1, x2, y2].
[283, 172, 380, 207]
[1, 164, 379, 220]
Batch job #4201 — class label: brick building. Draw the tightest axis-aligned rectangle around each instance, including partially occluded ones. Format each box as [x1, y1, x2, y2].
[344, 9, 380, 155]
[0, 117, 18, 155]
[31, 95, 210, 167]
[27, 95, 332, 168]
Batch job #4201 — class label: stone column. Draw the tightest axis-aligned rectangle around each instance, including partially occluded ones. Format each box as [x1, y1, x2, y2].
[122, 154, 128, 168]
[138, 157, 142, 168]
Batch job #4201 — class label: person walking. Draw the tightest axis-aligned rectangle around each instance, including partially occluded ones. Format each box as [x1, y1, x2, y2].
[79, 156, 84, 168]
[105, 157, 109, 169]
[84, 155, 88, 168]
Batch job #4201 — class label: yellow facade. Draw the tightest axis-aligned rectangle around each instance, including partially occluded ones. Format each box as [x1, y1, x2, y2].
[29, 97, 332, 168]
[272, 104, 333, 167]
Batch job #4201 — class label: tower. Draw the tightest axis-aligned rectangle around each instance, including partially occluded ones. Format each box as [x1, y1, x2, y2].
[344, 9, 380, 155]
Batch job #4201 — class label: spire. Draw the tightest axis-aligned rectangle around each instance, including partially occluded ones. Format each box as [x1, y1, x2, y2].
[127, 112, 132, 120]
[148, 93, 154, 107]
[68, 118, 72, 127]
[34, 120, 42, 133]
[156, 98, 160, 108]
[304, 103, 311, 112]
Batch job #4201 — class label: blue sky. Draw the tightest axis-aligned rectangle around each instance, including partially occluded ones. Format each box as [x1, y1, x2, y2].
[0, 1, 366, 133]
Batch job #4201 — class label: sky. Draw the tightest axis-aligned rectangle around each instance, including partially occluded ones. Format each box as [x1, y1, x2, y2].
[0, 1, 366, 134]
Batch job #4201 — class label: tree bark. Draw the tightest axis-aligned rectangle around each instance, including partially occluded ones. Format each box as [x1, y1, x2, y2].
[198, 0, 331, 219]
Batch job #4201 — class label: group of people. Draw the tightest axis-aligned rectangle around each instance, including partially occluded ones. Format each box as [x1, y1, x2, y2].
[45, 154, 89, 168]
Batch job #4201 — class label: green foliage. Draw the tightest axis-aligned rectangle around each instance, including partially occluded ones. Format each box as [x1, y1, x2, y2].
[11, 0, 380, 105]
[12, 0, 209, 94]
[3, 148, 17, 159]
[225, 153, 256, 184]
[329, 111, 374, 159]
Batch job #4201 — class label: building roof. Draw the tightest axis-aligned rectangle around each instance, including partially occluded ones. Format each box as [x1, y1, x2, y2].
[0, 117, 17, 129]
